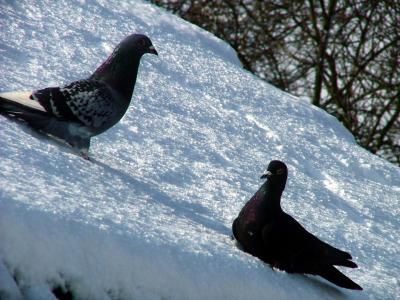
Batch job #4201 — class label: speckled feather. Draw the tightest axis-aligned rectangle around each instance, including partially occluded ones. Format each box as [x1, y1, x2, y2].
[0, 34, 157, 158]
[32, 80, 115, 128]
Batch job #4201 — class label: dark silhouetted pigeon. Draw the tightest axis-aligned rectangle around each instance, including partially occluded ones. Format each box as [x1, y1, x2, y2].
[232, 160, 362, 290]
[0, 34, 158, 159]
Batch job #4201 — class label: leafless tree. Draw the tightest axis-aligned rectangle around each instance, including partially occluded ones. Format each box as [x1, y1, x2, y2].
[151, 0, 400, 165]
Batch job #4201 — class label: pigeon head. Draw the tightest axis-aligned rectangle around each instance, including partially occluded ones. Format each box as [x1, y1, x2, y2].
[91, 34, 158, 99]
[117, 34, 158, 57]
[260, 160, 288, 190]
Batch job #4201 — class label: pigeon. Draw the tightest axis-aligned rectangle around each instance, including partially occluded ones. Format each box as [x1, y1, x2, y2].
[0, 33, 158, 159]
[232, 160, 362, 290]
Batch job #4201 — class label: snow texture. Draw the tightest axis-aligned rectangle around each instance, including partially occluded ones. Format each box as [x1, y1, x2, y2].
[0, 0, 399, 299]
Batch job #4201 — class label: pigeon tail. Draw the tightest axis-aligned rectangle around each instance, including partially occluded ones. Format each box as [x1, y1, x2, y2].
[333, 259, 358, 268]
[0, 95, 51, 129]
[318, 265, 363, 290]
[319, 244, 357, 268]
[1, 94, 91, 157]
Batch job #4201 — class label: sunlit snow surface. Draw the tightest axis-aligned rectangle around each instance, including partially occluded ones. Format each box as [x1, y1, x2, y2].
[0, 1, 399, 299]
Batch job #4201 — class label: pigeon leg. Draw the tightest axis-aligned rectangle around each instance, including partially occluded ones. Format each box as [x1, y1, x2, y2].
[81, 153, 91, 160]
[75, 138, 91, 160]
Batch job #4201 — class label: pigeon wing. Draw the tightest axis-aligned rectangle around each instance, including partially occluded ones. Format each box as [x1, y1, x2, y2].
[262, 213, 354, 271]
[33, 80, 115, 128]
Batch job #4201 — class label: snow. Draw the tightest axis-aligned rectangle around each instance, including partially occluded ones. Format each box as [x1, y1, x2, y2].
[0, 0, 399, 299]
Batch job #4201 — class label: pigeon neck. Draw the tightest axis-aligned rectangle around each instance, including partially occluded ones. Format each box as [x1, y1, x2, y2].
[261, 181, 284, 214]
[91, 55, 141, 101]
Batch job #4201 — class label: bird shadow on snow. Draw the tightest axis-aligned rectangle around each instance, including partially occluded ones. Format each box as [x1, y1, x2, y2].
[0, 44, 25, 62]
[237, 241, 357, 299]
[295, 274, 352, 299]
[90, 158, 230, 236]
[316, 185, 365, 225]
[1, 116, 79, 157]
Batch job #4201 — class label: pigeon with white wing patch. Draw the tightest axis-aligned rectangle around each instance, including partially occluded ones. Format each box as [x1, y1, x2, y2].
[0, 33, 158, 159]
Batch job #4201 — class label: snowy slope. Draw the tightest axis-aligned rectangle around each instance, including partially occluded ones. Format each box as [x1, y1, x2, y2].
[0, 0, 399, 299]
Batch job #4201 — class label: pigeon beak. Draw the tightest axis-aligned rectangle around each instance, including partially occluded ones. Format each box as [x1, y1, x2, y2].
[148, 45, 158, 56]
[260, 171, 272, 179]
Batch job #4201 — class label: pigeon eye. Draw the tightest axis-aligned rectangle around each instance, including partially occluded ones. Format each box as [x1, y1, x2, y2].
[277, 169, 284, 175]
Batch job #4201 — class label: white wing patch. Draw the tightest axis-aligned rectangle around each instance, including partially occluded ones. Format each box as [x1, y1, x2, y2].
[0, 91, 46, 112]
